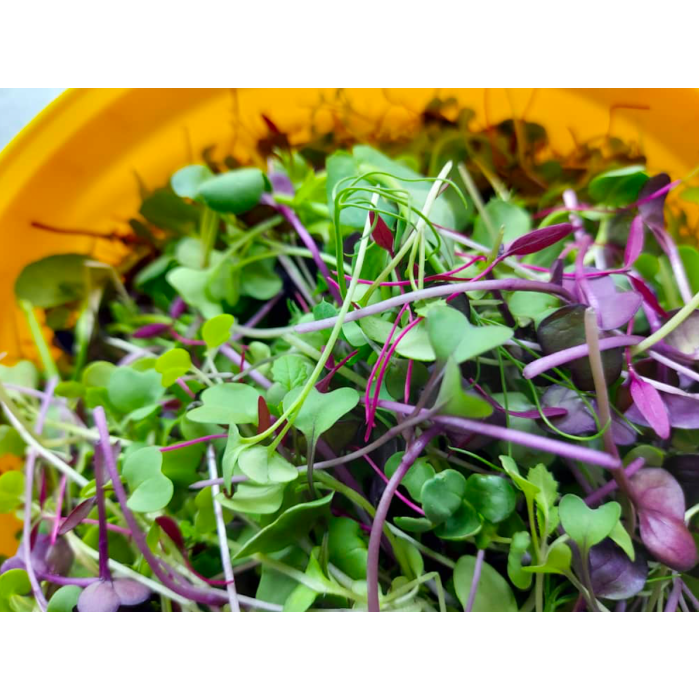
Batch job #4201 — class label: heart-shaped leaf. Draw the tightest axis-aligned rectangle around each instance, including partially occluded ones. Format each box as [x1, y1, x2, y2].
[454, 554, 517, 611]
[186, 383, 261, 425]
[559, 493, 621, 553]
[155, 348, 192, 388]
[122, 446, 173, 513]
[283, 386, 359, 439]
[237, 446, 298, 485]
[171, 164, 214, 199]
[427, 305, 469, 363]
[166, 267, 224, 319]
[201, 314, 235, 350]
[420, 469, 467, 524]
[436, 358, 493, 419]
[435, 501, 482, 540]
[107, 367, 165, 414]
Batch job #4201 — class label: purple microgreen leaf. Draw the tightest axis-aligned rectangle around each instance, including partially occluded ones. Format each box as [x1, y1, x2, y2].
[77, 580, 121, 612]
[257, 396, 272, 435]
[112, 578, 151, 606]
[169, 296, 187, 319]
[155, 515, 186, 552]
[566, 273, 642, 331]
[541, 386, 596, 435]
[132, 323, 172, 339]
[638, 173, 670, 229]
[629, 373, 671, 439]
[502, 223, 575, 258]
[58, 497, 97, 536]
[589, 540, 648, 601]
[369, 211, 394, 254]
[630, 468, 698, 571]
[624, 215, 645, 268]
[626, 393, 699, 430]
[629, 275, 669, 318]
[268, 171, 295, 196]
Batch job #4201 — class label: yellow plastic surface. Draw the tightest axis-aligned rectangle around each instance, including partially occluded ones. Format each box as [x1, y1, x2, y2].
[0, 88, 698, 553]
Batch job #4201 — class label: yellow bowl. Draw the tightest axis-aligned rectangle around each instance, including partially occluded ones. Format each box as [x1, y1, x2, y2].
[0, 87, 698, 554]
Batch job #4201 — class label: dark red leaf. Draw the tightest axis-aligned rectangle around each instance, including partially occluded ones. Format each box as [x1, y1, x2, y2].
[132, 323, 172, 339]
[629, 275, 669, 318]
[503, 223, 575, 258]
[155, 515, 186, 551]
[257, 396, 272, 434]
[58, 497, 97, 536]
[638, 174, 670, 229]
[629, 374, 670, 439]
[630, 468, 698, 571]
[369, 211, 394, 254]
[624, 215, 645, 267]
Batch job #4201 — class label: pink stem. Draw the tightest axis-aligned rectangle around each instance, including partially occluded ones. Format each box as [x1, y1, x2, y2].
[50, 475, 67, 545]
[361, 454, 425, 516]
[465, 548, 485, 612]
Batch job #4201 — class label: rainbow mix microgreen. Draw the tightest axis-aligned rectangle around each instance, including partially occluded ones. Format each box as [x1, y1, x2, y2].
[0, 99, 698, 612]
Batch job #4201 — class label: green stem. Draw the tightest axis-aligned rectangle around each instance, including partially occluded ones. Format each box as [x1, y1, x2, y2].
[19, 300, 59, 378]
[631, 291, 699, 357]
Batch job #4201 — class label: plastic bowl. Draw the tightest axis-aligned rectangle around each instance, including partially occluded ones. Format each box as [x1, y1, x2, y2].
[0, 87, 697, 554]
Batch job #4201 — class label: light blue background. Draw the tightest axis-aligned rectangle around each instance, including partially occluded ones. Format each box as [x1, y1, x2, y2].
[0, 88, 64, 151]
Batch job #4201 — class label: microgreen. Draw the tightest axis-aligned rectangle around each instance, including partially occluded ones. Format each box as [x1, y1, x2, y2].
[3, 94, 697, 613]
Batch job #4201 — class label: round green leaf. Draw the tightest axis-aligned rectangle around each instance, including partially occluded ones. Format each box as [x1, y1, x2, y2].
[464, 474, 517, 524]
[420, 469, 467, 524]
[238, 446, 298, 485]
[283, 386, 360, 439]
[155, 348, 192, 387]
[186, 383, 261, 425]
[197, 168, 268, 215]
[384, 452, 435, 502]
[14, 254, 89, 307]
[47, 585, 82, 612]
[427, 305, 469, 363]
[473, 200, 531, 246]
[435, 502, 482, 540]
[454, 554, 518, 611]
[216, 482, 285, 515]
[107, 367, 165, 414]
[0, 471, 25, 514]
[201, 314, 235, 350]
[171, 164, 214, 199]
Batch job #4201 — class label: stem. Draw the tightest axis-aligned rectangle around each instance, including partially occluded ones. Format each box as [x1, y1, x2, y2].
[94, 442, 111, 581]
[464, 549, 485, 612]
[457, 163, 498, 243]
[19, 300, 59, 378]
[206, 445, 240, 612]
[367, 427, 440, 612]
[631, 292, 699, 357]
[664, 577, 683, 612]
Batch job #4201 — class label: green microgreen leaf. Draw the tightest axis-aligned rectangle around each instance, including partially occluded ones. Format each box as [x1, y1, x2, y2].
[197, 168, 269, 215]
[384, 452, 435, 502]
[237, 446, 298, 485]
[217, 482, 286, 515]
[47, 585, 82, 612]
[454, 554, 517, 611]
[201, 314, 235, 350]
[186, 383, 261, 425]
[464, 474, 517, 524]
[107, 367, 165, 414]
[559, 494, 621, 554]
[0, 471, 25, 513]
[329, 516, 368, 580]
[420, 469, 467, 524]
[283, 386, 360, 439]
[14, 254, 90, 308]
[508, 531, 533, 589]
[155, 348, 192, 387]
[122, 446, 173, 513]
[171, 164, 214, 198]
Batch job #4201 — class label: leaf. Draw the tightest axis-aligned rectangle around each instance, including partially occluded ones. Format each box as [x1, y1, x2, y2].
[47, 585, 82, 612]
[57, 497, 96, 535]
[171, 164, 214, 198]
[0, 360, 39, 395]
[154, 348, 192, 388]
[77, 580, 121, 612]
[393, 516, 435, 533]
[522, 542, 572, 574]
[528, 464, 559, 535]
[426, 305, 468, 363]
[588, 165, 648, 206]
[630, 468, 698, 571]
[197, 168, 268, 215]
[221, 424, 245, 487]
[329, 517, 368, 580]
[608, 521, 635, 561]
[384, 452, 435, 502]
[217, 482, 286, 515]
[107, 367, 165, 414]
[396, 321, 512, 363]
[14, 254, 89, 307]
[508, 531, 533, 590]
[140, 188, 199, 234]
[629, 374, 670, 440]
[283, 386, 359, 439]
[199, 314, 235, 351]
[240, 261, 283, 301]
[537, 304, 623, 390]
[166, 267, 223, 319]
[454, 554, 518, 611]
[473, 199, 531, 246]
[678, 246, 699, 295]
[0, 569, 31, 599]
[238, 446, 298, 485]
[589, 541, 647, 600]
[559, 494, 621, 553]
[0, 425, 26, 457]
[436, 359, 493, 420]
[499, 455, 540, 500]
[234, 493, 333, 560]
[82, 361, 116, 388]
[502, 223, 574, 258]
[435, 501, 482, 540]
[369, 211, 394, 253]
[464, 474, 517, 524]
[283, 553, 328, 612]
[624, 215, 645, 267]
[122, 446, 173, 513]
[420, 469, 467, 524]
[207, 258, 240, 306]
[186, 383, 261, 425]
[508, 291, 559, 322]
[665, 310, 698, 358]
[0, 471, 24, 514]
[272, 356, 313, 392]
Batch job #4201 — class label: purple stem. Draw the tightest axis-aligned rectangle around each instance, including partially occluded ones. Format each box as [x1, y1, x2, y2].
[50, 475, 67, 545]
[681, 582, 699, 611]
[231, 292, 283, 343]
[47, 515, 132, 537]
[664, 578, 683, 612]
[93, 406, 228, 607]
[649, 223, 693, 304]
[219, 345, 272, 389]
[465, 549, 485, 612]
[94, 443, 111, 581]
[368, 398, 621, 469]
[293, 280, 576, 335]
[367, 427, 441, 612]
[176, 377, 196, 399]
[22, 377, 57, 612]
[648, 350, 700, 383]
[262, 193, 342, 304]
[522, 335, 644, 380]
[40, 572, 100, 587]
[160, 433, 228, 452]
[3, 383, 66, 404]
[362, 454, 425, 516]
[584, 457, 645, 506]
